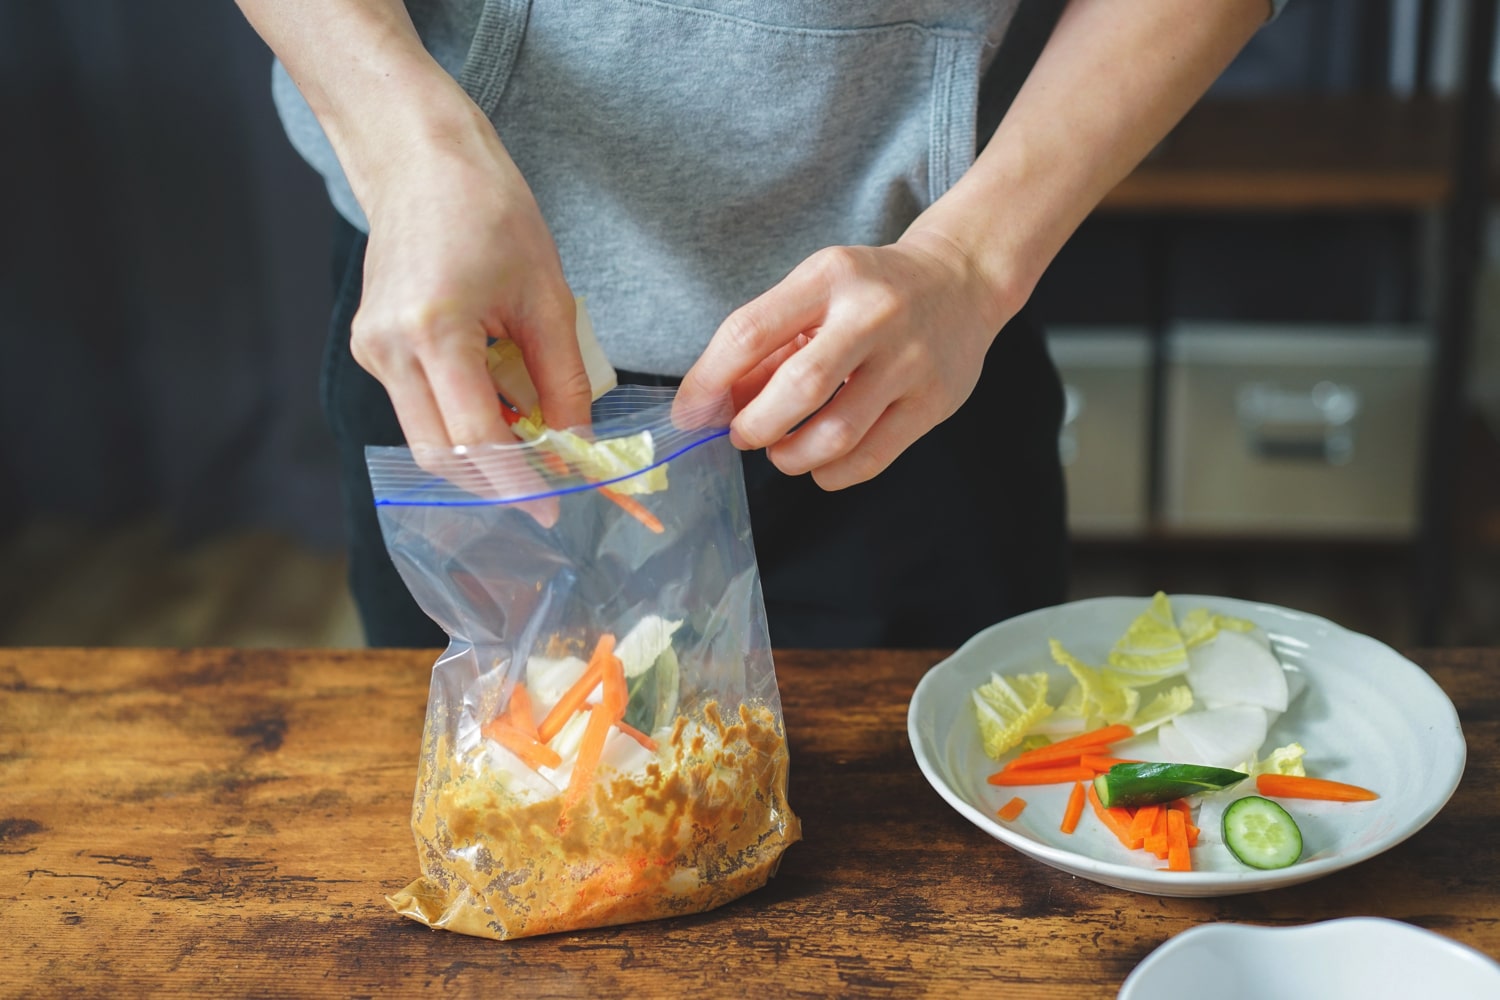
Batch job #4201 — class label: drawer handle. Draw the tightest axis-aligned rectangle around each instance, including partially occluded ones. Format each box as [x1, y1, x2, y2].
[1236, 380, 1360, 465]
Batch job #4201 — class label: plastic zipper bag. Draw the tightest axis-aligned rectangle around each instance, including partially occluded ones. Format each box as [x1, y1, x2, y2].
[368, 385, 800, 939]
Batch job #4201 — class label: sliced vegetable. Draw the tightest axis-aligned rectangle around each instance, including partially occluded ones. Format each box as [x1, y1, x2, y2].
[1166, 808, 1192, 871]
[997, 797, 1028, 821]
[972, 672, 1054, 759]
[1093, 762, 1248, 809]
[1086, 784, 1137, 848]
[1107, 591, 1188, 678]
[1008, 723, 1134, 768]
[1060, 782, 1087, 835]
[616, 720, 659, 752]
[1222, 795, 1303, 869]
[505, 682, 540, 736]
[482, 721, 564, 771]
[1238, 742, 1307, 779]
[1128, 803, 1161, 847]
[1166, 705, 1269, 770]
[601, 487, 664, 533]
[988, 765, 1095, 786]
[1079, 754, 1140, 773]
[1186, 629, 1289, 713]
[1256, 774, 1378, 802]
[538, 634, 614, 743]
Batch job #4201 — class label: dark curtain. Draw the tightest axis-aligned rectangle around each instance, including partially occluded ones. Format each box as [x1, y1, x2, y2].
[0, 1, 340, 548]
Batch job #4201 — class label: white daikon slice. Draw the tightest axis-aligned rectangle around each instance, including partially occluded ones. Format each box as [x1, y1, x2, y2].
[1186, 630, 1289, 713]
[1170, 706, 1269, 769]
[1153, 721, 1202, 764]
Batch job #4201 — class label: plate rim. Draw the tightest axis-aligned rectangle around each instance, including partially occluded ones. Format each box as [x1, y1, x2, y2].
[907, 593, 1468, 895]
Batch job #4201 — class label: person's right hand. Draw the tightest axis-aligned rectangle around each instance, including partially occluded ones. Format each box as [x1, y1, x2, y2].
[350, 100, 593, 450]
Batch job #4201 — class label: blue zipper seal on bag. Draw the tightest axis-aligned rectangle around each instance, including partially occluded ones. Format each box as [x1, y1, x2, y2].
[373, 426, 730, 508]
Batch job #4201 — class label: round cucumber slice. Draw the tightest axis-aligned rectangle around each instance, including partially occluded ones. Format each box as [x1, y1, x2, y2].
[1222, 795, 1303, 870]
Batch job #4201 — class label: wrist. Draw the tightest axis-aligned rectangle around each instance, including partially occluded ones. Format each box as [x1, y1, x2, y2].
[899, 220, 1033, 336]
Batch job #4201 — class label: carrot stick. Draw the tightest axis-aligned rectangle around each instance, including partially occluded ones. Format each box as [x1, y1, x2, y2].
[1086, 784, 1136, 848]
[559, 705, 613, 816]
[997, 797, 1028, 822]
[1169, 799, 1200, 847]
[1256, 774, 1379, 802]
[600, 487, 665, 534]
[601, 652, 629, 719]
[481, 720, 563, 771]
[1128, 804, 1161, 847]
[1080, 754, 1141, 773]
[1166, 808, 1192, 872]
[1060, 781, 1087, 835]
[617, 720, 659, 752]
[1146, 806, 1170, 859]
[537, 634, 614, 743]
[505, 682, 539, 737]
[1007, 724, 1135, 769]
[988, 765, 1095, 786]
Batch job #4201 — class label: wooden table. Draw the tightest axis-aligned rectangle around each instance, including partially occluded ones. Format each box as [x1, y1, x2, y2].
[2, 648, 1496, 998]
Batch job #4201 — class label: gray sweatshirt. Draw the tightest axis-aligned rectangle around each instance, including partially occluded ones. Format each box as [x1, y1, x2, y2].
[274, 0, 1283, 375]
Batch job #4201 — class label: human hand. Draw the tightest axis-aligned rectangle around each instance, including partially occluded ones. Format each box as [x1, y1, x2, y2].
[675, 231, 1012, 490]
[350, 104, 592, 450]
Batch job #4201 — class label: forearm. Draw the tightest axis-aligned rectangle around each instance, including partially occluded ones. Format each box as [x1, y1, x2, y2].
[906, 0, 1269, 326]
[235, 0, 497, 214]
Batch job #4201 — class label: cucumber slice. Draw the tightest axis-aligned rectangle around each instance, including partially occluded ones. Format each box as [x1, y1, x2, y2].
[1092, 762, 1249, 809]
[1222, 795, 1303, 870]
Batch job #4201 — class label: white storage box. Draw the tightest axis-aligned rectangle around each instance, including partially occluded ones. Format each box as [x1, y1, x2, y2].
[1047, 329, 1152, 537]
[1163, 324, 1431, 537]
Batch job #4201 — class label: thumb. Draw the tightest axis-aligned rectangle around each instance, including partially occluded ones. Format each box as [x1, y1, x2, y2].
[511, 291, 594, 430]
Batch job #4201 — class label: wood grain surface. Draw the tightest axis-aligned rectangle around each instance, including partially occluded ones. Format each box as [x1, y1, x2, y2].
[2, 648, 1496, 998]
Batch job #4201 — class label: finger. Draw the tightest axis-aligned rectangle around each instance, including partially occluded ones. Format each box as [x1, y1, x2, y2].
[675, 263, 831, 420]
[806, 397, 929, 492]
[376, 354, 456, 450]
[763, 365, 892, 477]
[511, 294, 594, 431]
[422, 337, 517, 447]
[728, 335, 808, 414]
[730, 324, 865, 450]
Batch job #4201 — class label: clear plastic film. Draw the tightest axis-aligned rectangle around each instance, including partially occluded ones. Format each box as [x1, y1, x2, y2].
[368, 386, 800, 939]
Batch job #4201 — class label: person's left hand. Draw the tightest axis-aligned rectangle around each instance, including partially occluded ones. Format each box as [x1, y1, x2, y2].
[675, 230, 1012, 490]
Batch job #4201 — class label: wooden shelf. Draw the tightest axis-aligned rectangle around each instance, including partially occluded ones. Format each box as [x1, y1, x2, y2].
[1101, 97, 1455, 212]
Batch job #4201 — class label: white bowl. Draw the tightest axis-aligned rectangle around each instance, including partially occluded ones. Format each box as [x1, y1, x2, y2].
[907, 595, 1467, 896]
[1119, 918, 1500, 999]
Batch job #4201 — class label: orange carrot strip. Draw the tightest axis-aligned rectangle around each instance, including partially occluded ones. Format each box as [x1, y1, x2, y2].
[988, 765, 1095, 786]
[1086, 784, 1137, 848]
[997, 797, 1028, 822]
[505, 682, 539, 737]
[1256, 774, 1379, 802]
[559, 705, 613, 816]
[1001, 749, 1090, 773]
[537, 634, 615, 743]
[1166, 808, 1192, 872]
[601, 652, 629, 720]
[601, 488, 665, 534]
[1060, 782, 1087, 835]
[482, 720, 563, 771]
[617, 720, 659, 752]
[1008, 724, 1135, 769]
[1168, 799, 1200, 847]
[1128, 804, 1161, 847]
[1145, 806, 1170, 859]
[1080, 754, 1141, 773]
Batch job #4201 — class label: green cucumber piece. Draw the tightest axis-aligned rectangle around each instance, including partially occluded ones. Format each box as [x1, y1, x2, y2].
[1092, 762, 1248, 809]
[1222, 795, 1303, 869]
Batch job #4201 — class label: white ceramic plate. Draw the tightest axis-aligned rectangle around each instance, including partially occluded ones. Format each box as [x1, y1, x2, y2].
[1118, 917, 1500, 999]
[907, 595, 1466, 896]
